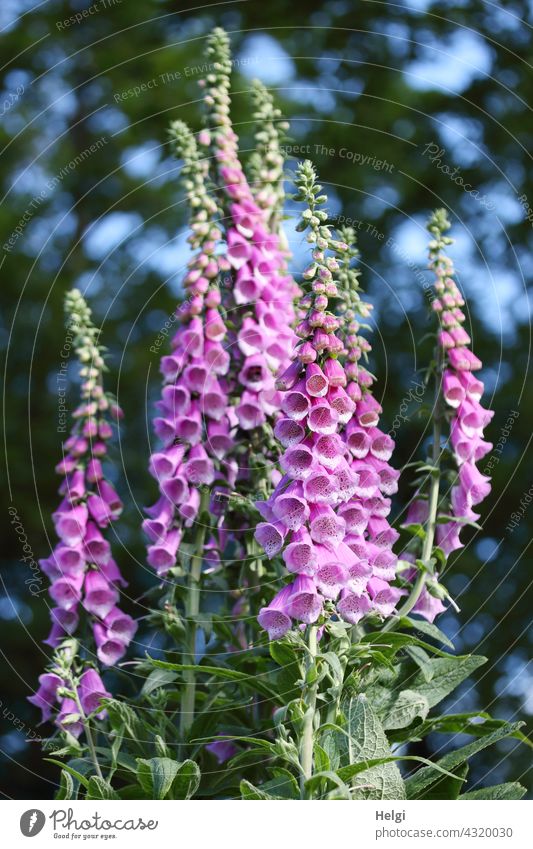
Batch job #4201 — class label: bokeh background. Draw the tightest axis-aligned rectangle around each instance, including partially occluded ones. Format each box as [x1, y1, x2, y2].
[1, 0, 531, 799]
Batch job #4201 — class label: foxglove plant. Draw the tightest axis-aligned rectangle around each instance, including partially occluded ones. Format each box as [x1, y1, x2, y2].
[34, 32, 527, 802]
[393, 210, 494, 628]
[254, 161, 403, 641]
[144, 120, 233, 737]
[31, 289, 135, 738]
[200, 28, 299, 436]
[247, 78, 289, 230]
[144, 120, 231, 575]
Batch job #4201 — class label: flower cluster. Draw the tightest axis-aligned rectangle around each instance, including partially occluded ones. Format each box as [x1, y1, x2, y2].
[247, 78, 289, 227]
[201, 28, 299, 435]
[429, 210, 494, 556]
[32, 291, 135, 731]
[38, 290, 136, 666]
[254, 162, 403, 639]
[30, 661, 110, 739]
[144, 122, 233, 575]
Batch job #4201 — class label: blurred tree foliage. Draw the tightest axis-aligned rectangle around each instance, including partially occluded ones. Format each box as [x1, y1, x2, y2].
[1, 0, 531, 798]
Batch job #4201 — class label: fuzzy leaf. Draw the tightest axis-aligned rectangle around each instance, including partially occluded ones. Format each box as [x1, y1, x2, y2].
[45, 759, 89, 790]
[141, 668, 178, 697]
[460, 782, 527, 800]
[86, 776, 120, 800]
[398, 616, 454, 649]
[136, 757, 179, 799]
[335, 695, 406, 799]
[405, 645, 434, 682]
[382, 689, 430, 731]
[415, 763, 469, 800]
[172, 760, 201, 800]
[406, 722, 524, 799]
[240, 779, 274, 799]
[409, 655, 486, 708]
[56, 769, 76, 801]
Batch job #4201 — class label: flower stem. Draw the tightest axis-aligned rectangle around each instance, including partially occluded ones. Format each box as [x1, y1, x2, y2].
[69, 675, 104, 781]
[383, 348, 443, 631]
[180, 487, 209, 740]
[299, 625, 318, 799]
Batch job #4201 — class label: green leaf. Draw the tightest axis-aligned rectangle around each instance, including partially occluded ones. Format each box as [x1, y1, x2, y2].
[416, 763, 469, 800]
[391, 712, 533, 747]
[382, 689, 429, 731]
[405, 645, 434, 682]
[56, 769, 76, 801]
[136, 757, 179, 799]
[240, 779, 274, 799]
[402, 522, 426, 539]
[313, 743, 331, 774]
[257, 771, 299, 799]
[460, 782, 527, 800]
[406, 722, 524, 799]
[399, 616, 454, 649]
[45, 759, 89, 790]
[304, 770, 351, 799]
[105, 699, 143, 740]
[360, 631, 451, 659]
[333, 695, 406, 799]
[171, 760, 200, 800]
[336, 755, 459, 784]
[86, 776, 120, 800]
[147, 658, 277, 698]
[409, 655, 486, 708]
[141, 668, 178, 697]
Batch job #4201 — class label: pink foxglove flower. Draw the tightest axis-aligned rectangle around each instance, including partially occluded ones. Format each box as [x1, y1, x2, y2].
[144, 121, 234, 575]
[254, 162, 402, 637]
[431, 211, 493, 556]
[202, 28, 299, 437]
[30, 290, 135, 731]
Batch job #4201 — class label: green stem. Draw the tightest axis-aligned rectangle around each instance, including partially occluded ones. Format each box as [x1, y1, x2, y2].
[70, 674, 104, 781]
[299, 625, 318, 799]
[180, 488, 209, 740]
[383, 348, 443, 632]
